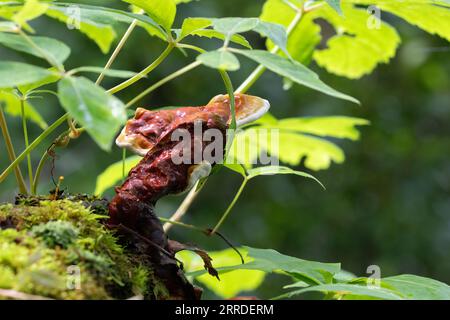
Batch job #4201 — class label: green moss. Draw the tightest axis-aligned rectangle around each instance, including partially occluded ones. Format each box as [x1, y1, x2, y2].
[0, 198, 155, 300]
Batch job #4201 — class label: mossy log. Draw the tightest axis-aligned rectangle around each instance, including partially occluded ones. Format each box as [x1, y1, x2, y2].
[0, 195, 194, 300]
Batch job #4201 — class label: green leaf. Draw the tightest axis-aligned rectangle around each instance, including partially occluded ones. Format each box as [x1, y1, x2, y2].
[0, 90, 47, 129]
[180, 17, 211, 39]
[18, 68, 61, 94]
[57, 76, 127, 151]
[174, 0, 198, 4]
[224, 163, 247, 177]
[284, 283, 403, 300]
[70, 66, 139, 79]
[228, 115, 368, 171]
[45, 8, 116, 54]
[261, 0, 321, 64]
[325, 0, 343, 15]
[263, 116, 370, 141]
[382, 274, 450, 300]
[0, 33, 70, 65]
[351, 0, 450, 42]
[221, 247, 340, 285]
[233, 49, 359, 104]
[312, 4, 401, 79]
[187, 29, 252, 48]
[177, 248, 266, 299]
[246, 166, 325, 189]
[95, 156, 141, 195]
[12, 0, 48, 27]
[49, 3, 167, 41]
[211, 17, 260, 41]
[253, 21, 289, 56]
[197, 50, 240, 71]
[0, 61, 54, 89]
[124, 0, 176, 31]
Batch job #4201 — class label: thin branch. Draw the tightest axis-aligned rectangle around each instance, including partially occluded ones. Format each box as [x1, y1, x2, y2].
[0, 103, 28, 193]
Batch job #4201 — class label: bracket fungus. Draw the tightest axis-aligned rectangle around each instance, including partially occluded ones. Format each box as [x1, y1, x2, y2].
[108, 94, 269, 299]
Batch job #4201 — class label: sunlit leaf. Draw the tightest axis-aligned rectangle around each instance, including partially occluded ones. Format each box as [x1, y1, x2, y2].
[12, 0, 48, 28]
[211, 17, 259, 40]
[49, 3, 167, 42]
[124, 0, 176, 31]
[349, 0, 450, 41]
[312, 4, 401, 79]
[382, 274, 450, 300]
[57, 76, 127, 151]
[95, 156, 141, 195]
[46, 8, 116, 54]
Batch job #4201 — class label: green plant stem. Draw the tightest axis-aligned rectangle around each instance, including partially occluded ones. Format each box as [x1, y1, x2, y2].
[125, 60, 202, 108]
[96, 18, 140, 85]
[18, 29, 63, 72]
[0, 113, 69, 184]
[31, 150, 49, 195]
[0, 104, 28, 193]
[20, 98, 33, 191]
[159, 217, 205, 233]
[235, 9, 303, 94]
[108, 44, 175, 94]
[211, 178, 248, 235]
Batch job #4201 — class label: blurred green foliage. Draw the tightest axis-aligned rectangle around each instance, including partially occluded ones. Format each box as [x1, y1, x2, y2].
[0, 0, 449, 298]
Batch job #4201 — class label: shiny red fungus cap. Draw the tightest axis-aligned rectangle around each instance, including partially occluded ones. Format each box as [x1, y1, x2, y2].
[116, 93, 270, 156]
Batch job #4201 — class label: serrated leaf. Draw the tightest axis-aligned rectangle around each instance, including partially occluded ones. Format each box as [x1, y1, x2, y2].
[180, 17, 211, 39]
[46, 8, 116, 54]
[233, 49, 359, 104]
[261, 0, 321, 64]
[352, 0, 450, 42]
[312, 4, 401, 79]
[57, 76, 127, 151]
[124, 0, 176, 31]
[0, 90, 47, 129]
[50, 3, 167, 41]
[246, 166, 325, 189]
[228, 115, 368, 171]
[0, 61, 54, 89]
[0, 33, 70, 65]
[197, 50, 240, 71]
[95, 156, 141, 195]
[263, 116, 370, 141]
